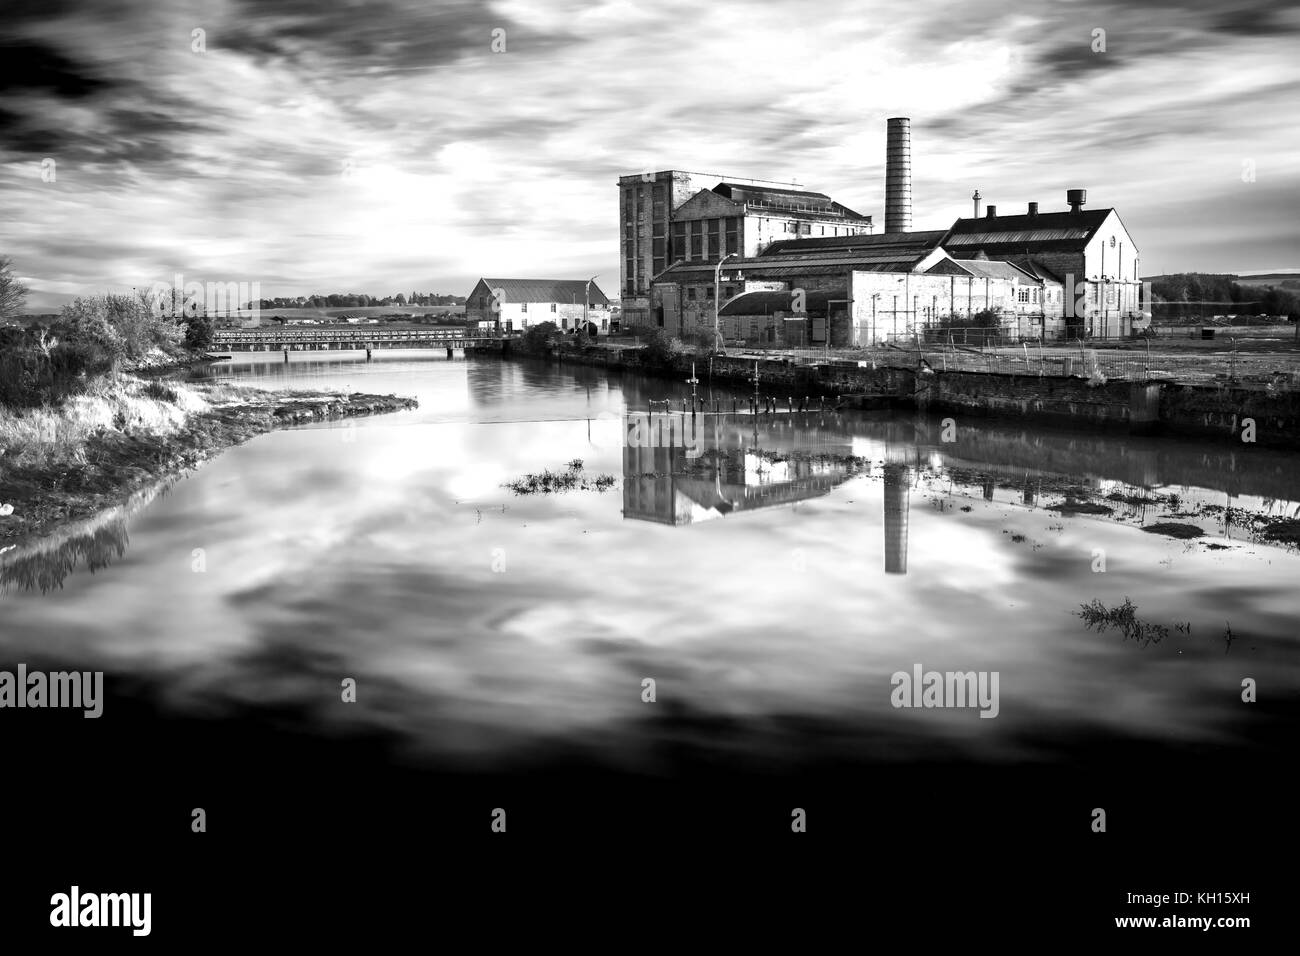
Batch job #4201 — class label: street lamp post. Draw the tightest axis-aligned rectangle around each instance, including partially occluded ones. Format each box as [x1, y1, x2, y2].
[714, 253, 737, 353]
[585, 274, 599, 336]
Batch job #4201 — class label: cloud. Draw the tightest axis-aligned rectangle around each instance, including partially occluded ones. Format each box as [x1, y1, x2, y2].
[1, 0, 1298, 307]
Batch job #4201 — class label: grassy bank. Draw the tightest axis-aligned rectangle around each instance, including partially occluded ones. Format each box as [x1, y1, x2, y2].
[0, 375, 416, 547]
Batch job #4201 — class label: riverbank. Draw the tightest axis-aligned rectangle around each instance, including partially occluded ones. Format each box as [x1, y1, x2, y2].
[0, 375, 416, 548]
[515, 342, 1300, 448]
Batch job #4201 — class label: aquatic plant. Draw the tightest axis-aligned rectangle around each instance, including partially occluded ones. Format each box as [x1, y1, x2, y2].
[1077, 597, 1170, 647]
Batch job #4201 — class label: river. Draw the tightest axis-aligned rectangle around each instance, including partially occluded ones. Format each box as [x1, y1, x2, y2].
[2, 351, 1297, 848]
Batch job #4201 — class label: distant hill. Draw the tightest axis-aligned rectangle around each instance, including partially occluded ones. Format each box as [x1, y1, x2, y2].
[1234, 272, 1300, 287]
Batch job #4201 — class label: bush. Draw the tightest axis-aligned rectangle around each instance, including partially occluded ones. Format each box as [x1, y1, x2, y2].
[519, 320, 560, 354]
[182, 314, 216, 352]
[627, 324, 680, 367]
[55, 293, 183, 364]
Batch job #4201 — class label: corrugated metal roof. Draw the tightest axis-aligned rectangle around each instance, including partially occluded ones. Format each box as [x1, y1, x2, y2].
[946, 209, 1110, 249]
[714, 183, 832, 201]
[476, 278, 610, 305]
[719, 289, 847, 316]
[951, 260, 1036, 281]
[763, 230, 947, 255]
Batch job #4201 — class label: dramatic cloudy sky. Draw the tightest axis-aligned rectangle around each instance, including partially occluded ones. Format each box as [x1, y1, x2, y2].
[1, 0, 1297, 309]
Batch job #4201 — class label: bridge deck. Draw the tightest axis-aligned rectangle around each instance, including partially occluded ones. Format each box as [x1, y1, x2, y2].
[214, 327, 502, 351]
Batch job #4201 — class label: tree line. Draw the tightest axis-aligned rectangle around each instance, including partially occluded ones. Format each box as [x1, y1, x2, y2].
[1148, 273, 1300, 319]
[250, 292, 467, 309]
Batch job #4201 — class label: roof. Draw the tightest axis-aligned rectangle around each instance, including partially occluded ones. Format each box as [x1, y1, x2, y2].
[712, 183, 871, 221]
[713, 182, 832, 201]
[950, 260, 1039, 281]
[719, 289, 848, 317]
[473, 278, 610, 305]
[656, 249, 935, 282]
[944, 210, 1112, 251]
[762, 230, 948, 256]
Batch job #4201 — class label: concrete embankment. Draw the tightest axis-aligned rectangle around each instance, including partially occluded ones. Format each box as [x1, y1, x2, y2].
[513, 343, 1300, 449]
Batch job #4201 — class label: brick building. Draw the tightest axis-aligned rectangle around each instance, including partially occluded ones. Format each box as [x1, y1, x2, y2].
[617, 171, 872, 328]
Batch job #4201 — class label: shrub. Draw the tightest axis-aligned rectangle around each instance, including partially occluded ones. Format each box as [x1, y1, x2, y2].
[519, 320, 560, 354]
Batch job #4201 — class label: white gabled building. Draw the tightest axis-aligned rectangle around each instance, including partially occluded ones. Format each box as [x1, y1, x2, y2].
[465, 278, 612, 334]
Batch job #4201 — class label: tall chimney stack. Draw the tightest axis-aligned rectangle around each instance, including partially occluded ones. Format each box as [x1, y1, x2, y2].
[884, 117, 912, 234]
[1028, 201, 1039, 216]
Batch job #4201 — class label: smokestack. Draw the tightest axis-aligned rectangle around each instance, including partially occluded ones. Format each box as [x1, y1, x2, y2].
[884, 117, 911, 234]
[986, 205, 997, 218]
[972, 190, 981, 219]
[1066, 188, 1087, 213]
[1028, 201, 1039, 216]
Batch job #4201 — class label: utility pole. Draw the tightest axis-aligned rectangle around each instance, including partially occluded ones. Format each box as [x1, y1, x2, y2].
[585, 274, 598, 336]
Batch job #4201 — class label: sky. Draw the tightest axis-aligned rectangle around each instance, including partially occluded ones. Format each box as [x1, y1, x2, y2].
[1, 0, 1298, 310]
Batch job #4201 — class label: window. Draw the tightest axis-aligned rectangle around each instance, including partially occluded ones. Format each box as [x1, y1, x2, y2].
[705, 287, 714, 299]
[1017, 289, 1029, 303]
[687, 287, 697, 300]
[550, 303, 556, 312]
[521, 302, 528, 312]
[723, 286, 734, 299]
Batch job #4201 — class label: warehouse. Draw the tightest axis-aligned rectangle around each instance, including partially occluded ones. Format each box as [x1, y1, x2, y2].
[637, 117, 1144, 345]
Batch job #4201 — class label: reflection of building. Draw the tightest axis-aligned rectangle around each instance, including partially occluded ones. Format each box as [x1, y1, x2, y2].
[620, 413, 856, 526]
[882, 464, 910, 574]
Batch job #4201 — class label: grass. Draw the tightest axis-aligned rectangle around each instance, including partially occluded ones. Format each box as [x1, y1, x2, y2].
[504, 459, 616, 495]
[0, 375, 208, 469]
[1260, 518, 1300, 545]
[1077, 597, 1172, 647]
[1141, 522, 1205, 539]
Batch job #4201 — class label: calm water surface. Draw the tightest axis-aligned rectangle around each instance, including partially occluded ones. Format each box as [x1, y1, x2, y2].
[3, 351, 1298, 777]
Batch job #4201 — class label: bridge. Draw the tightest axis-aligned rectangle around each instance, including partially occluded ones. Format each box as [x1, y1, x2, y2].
[213, 326, 503, 353]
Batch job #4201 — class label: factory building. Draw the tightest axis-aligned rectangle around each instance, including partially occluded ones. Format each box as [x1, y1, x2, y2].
[634, 117, 1144, 345]
[617, 171, 872, 328]
[465, 277, 611, 334]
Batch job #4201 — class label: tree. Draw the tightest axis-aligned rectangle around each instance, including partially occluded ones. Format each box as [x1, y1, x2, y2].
[395, 293, 407, 306]
[0, 256, 29, 319]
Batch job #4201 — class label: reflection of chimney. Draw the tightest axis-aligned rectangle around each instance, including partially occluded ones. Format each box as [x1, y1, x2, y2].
[883, 464, 910, 574]
[884, 117, 912, 234]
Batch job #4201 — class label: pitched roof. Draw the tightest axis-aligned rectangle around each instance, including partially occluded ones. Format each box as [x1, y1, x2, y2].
[944, 210, 1112, 252]
[950, 259, 1039, 281]
[762, 230, 948, 256]
[714, 182, 832, 201]
[713, 183, 871, 221]
[474, 278, 610, 305]
[719, 289, 848, 317]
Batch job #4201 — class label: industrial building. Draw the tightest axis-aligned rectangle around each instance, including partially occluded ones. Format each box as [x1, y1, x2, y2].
[465, 277, 611, 334]
[617, 171, 873, 328]
[626, 117, 1144, 346]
